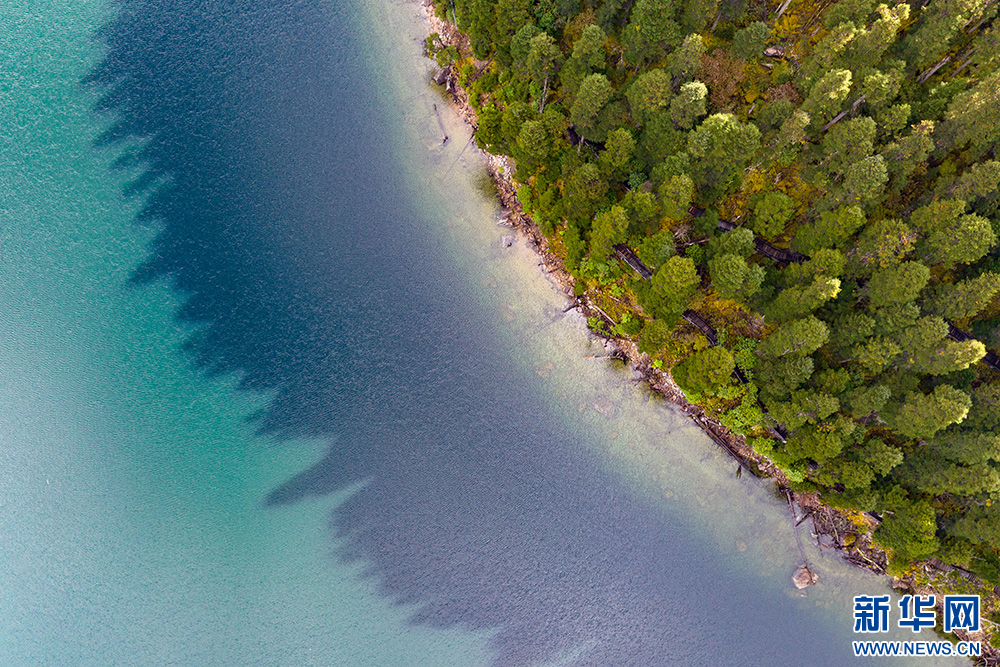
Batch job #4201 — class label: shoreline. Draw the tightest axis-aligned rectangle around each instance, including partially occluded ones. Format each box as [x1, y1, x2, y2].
[416, 0, 996, 656]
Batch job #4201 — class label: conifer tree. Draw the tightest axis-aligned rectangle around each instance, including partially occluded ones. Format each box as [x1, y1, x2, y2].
[672, 346, 735, 396]
[709, 253, 764, 302]
[623, 0, 682, 66]
[669, 81, 707, 130]
[758, 315, 829, 358]
[626, 68, 673, 125]
[867, 261, 930, 308]
[925, 272, 1000, 321]
[802, 69, 852, 128]
[886, 385, 972, 440]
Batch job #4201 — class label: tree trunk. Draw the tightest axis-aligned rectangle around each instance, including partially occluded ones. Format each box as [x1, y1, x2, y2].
[775, 0, 794, 20]
[918, 54, 952, 84]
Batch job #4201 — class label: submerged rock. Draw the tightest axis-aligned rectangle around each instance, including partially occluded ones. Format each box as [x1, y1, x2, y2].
[793, 564, 819, 589]
[592, 395, 617, 418]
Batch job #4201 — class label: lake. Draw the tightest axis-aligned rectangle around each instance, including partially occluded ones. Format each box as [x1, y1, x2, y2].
[0, 0, 959, 664]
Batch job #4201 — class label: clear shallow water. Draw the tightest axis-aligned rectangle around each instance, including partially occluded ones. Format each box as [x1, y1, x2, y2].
[0, 0, 962, 665]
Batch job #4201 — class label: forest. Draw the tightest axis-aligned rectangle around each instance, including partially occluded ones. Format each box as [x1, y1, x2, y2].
[426, 0, 1000, 595]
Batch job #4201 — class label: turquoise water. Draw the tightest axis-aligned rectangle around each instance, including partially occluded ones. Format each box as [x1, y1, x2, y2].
[0, 0, 964, 664]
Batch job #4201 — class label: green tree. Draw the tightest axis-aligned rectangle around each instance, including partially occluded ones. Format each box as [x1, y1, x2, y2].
[454, 0, 506, 58]
[859, 68, 903, 110]
[875, 103, 911, 136]
[650, 255, 700, 320]
[510, 24, 542, 75]
[561, 24, 605, 97]
[516, 119, 550, 164]
[622, 189, 659, 233]
[873, 302, 920, 336]
[843, 384, 891, 417]
[668, 33, 706, 80]
[840, 155, 888, 206]
[589, 205, 630, 260]
[860, 438, 903, 476]
[623, 0, 682, 66]
[755, 355, 814, 397]
[669, 81, 707, 130]
[898, 450, 1000, 496]
[793, 205, 865, 254]
[845, 3, 909, 69]
[874, 487, 939, 572]
[730, 22, 769, 61]
[802, 69, 852, 129]
[911, 337, 986, 376]
[821, 117, 876, 180]
[769, 390, 840, 433]
[945, 160, 1000, 201]
[672, 346, 735, 396]
[846, 217, 914, 277]
[886, 385, 972, 440]
[527, 33, 562, 112]
[638, 318, 674, 354]
[867, 261, 930, 308]
[626, 68, 673, 126]
[756, 99, 794, 132]
[637, 111, 686, 168]
[783, 248, 846, 284]
[902, 0, 990, 71]
[636, 229, 676, 268]
[598, 128, 636, 179]
[938, 69, 1000, 152]
[709, 253, 764, 302]
[772, 110, 810, 158]
[687, 113, 761, 200]
[830, 311, 876, 353]
[965, 384, 1000, 432]
[785, 419, 853, 461]
[800, 23, 857, 84]
[951, 506, 1000, 547]
[880, 120, 934, 192]
[893, 315, 948, 357]
[562, 162, 608, 224]
[931, 431, 1000, 466]
[570, 73, 614, 138]
[854, 336, 901, 374]
[707, 226, 754, 258]
[766, 275, 841, 322]
[757, 315, 829, 358]
[911, 200, 996, 268]
[752, 192, 795, 238]
[658, 173, 694, 220]
[824, 0, 875, 29]
[926, 272, 1000, 321]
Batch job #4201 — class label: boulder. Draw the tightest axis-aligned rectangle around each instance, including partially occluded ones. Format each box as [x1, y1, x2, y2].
[793, 564, 819, 589]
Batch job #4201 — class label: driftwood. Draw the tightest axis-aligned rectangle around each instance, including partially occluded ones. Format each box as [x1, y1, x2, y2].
[431, 103, 449, 145]
[785, 489, 819, 588]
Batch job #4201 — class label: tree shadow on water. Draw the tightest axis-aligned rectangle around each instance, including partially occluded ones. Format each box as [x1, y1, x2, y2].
[85, 1, 851, 665]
